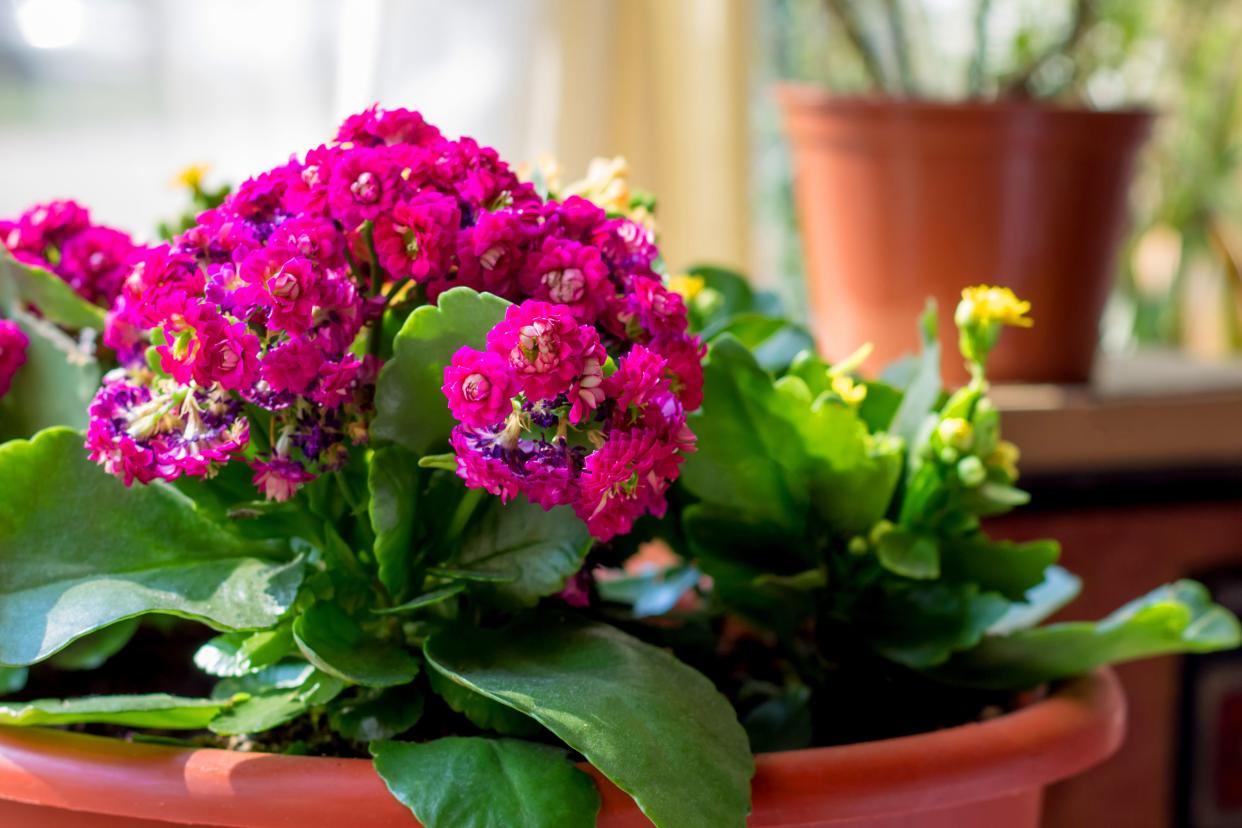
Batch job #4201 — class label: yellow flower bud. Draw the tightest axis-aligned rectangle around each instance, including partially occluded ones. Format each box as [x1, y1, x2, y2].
[987, 439, 1021, 481]
[936, 417, 974, 452]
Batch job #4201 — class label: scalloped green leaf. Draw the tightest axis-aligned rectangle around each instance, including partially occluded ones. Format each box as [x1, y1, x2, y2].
[937, 580, 1242, 689]
[0, 428, 304, 667]
[0, 248, 106, 330]
[456, 500, 590, 610]
[426, 615, 753, 828]
[293, 602, 420, 688]
[371, 736, 600, 828]
[372, 287, 511, 455]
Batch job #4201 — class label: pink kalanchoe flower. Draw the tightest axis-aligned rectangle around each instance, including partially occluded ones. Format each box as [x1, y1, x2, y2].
[157, 303, 260, 392]
[486, 301, 588, 403]
[651, 335, 706, 411]
[604, 344, 668, 415]
[328, 147, 397, 228]
[518, 238, 611, 323]
[455, 209, 535, 296]
[260, 336, 323, 396]
[443, 348, 517, 429]
[621, 276, 690, 340]
[373, 191, 461, 283]
[567, 329, 607, 425]
[0, 320, 28, 399]
[85, 373, 249, 486]
[251, 457, 315, 502]
[58, 226, 139, 305]
[449, 426, 522, 503]
[573, 429, 686, 542]
[311, 353, 366, 409]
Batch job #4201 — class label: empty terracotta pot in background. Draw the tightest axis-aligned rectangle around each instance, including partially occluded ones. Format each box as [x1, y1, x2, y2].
[778, 87, 1153, 385]
[0, 670, 1123, 827]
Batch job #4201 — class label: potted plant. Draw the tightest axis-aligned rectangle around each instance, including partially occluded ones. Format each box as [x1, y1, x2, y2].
[777, 0, 1156, 383]
[0, 106, 1235, 828]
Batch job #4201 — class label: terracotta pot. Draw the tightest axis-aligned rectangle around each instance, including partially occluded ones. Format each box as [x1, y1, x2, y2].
[0, 669, 1122, 827]
[777, 87, 1153, 385]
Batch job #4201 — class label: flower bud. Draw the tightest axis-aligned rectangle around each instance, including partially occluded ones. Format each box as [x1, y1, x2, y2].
[956, 455, 987, 487]
[936, 417, 974, 452]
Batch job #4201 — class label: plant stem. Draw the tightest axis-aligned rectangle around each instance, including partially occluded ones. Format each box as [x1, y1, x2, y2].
[968, 0, 993, 96]
[824, 0, 890, 93]
[1001, 0, 1093, 99]
[882, 0, 915, 95]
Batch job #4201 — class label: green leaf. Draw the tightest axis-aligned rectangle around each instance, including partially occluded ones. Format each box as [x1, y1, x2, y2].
[368, 446, 420, 600]
[876, 530, 939, 579]
[0, 428, 304, 666]
[330, 686, 424, 742]
[0, 694, 229, 729]
[686, 264, 755, 336]
[293, 602, 420, 688]
[888, 300, 941, 446]
[791, 395, 902, 537]
[939, 537, 1059, 601]
[371, 736, 600, 828]
[208, 670, 346, 735]
[194, 627, 293, 677]
[0, 308, 100, 440]
[681, 336, 808, 537]
[713, 314, 814, 372]
[0, 667, 27, 697]
[427, 666, 542, 738]
[456, 500, 590, 610]
[210, 661, 314, 699]
[0, 249, 106, 330]
[425, 615, 754, 828]
[47, 618, 139, 671]
[988, 565, 1082, 636]
[372, 584, 465, 616]
[865, 582, 1010, 669]
[372, 287, 511, 454]
[937, 580, 1242, 690]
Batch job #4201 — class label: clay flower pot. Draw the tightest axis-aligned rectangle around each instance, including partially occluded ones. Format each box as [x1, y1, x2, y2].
[778, 86, 1153, 385]
[0, 669, 1123, 827]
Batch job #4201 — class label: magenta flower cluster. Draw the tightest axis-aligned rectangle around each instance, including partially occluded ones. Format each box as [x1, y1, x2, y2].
[443, 298, 700, 541]
[83, 105, 704, 516]
[0, 320, 28, 399]
[1, 200, 142, 307]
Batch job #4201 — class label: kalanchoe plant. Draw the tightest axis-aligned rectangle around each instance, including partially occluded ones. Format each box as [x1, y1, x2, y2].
[0, 106, 1237, 828]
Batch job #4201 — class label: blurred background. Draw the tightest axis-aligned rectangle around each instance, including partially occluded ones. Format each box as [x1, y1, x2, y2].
[4, 5, 1242, 824]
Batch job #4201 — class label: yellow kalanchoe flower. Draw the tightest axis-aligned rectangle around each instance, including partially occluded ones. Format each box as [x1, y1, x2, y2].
[173, 163, 210, 191]
[956, 285, 1033, 329]
[831, 374, 867, 406]
[666, 273, 705, 302]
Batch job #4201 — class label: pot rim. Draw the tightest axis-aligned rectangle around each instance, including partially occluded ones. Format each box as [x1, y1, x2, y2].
[0, 668, 1124, 827]
[774, 81, 1156, 122]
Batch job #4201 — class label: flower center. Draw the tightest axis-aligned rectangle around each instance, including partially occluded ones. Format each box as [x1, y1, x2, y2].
[269, 269, 301, 301]
[480, 245, 504, 271]
[301, 165, 321, 187]
[544, 268, 585, 303]
[461, 372, 491, 402]
[350, 171, 381, 204]
[517, 321, 560, 372]
[214, 341, 240, 372]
